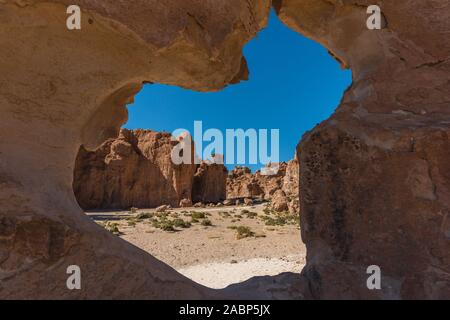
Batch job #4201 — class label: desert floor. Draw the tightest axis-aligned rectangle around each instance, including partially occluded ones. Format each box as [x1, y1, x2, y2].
[87, 204, 306, 289]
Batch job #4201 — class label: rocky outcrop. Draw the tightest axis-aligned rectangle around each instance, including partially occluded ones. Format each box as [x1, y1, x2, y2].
[74, 129, 228, 209]
[1, 0, 449, 300]
[0, 0, 271, 299]
[226, 159, 300, 212]
[226, 166, 265, 200]
[276, 0, 450, 299]
[74, 129, 196, 210]
[192, 161, 228, 204]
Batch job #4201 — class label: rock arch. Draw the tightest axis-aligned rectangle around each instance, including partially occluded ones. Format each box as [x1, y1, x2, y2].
[0, 0, 449, 299]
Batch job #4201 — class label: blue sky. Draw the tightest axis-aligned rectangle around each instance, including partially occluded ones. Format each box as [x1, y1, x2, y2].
[124, 10, 352, 172]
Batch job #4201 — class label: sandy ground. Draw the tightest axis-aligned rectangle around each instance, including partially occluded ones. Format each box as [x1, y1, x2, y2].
[87, 204, 306, 289]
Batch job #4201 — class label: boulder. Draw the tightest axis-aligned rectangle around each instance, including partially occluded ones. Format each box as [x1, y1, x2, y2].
[244, 198, 254, 206]
[271, 190, 289, 212]
[179, 199, 193, 208]
[156, 205, 169, 213]
[223, 199, 234, 206]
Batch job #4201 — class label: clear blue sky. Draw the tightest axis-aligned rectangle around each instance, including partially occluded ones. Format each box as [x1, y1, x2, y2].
[124, 10, 352, 172]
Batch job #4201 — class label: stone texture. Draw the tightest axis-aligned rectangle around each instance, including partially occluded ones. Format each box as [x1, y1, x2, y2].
[0, 0, 271, 299]
[226, 159, 300, 212]
[271, 190, 289, 212]
[74, 129, 228, 210]
[74, 129, 196, 210]
[192, 161, 228, 204]
[276, 0, 450, 299]
[1, 0, 449, 300]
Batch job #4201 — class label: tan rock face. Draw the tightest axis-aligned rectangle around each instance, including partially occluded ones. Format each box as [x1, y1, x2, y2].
[74, 129, 196, 210]
[226, 166, 265, 200]
[276, 0, 450, 299]
[0, 0, 271, 299]
[74, 129, 229, 209]
[226, 159, 300, 212]
[192, 162, 228, 204]
[1, 0, 449, 299]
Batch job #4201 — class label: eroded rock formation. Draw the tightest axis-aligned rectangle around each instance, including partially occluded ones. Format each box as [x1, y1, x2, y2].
[192, 161, 228, 204]
[0, 0, 271, 299]
[276, 0, 450, 299]
[74, 129, 229, 210]
[73, 129, 197, 210]
[226, 158, 300, 212]
[1, 0, 449, 299]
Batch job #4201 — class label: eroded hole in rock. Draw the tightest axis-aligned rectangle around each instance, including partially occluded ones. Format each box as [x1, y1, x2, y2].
[73, 11, 351, 289]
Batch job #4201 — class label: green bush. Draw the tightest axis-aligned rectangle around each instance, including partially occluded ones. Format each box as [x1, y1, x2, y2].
[201, 219, 212, 226]
[136, 212, 153, 220]
[105, 222, 121, 235]
[191, 212, 206, 219]
[235, 226, 255, 239]
[173, 218, 191, 229]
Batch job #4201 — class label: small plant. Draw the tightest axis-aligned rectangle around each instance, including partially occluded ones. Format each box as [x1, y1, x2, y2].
[173, 218, 191, 229]
[127, 220, 137, 227]
[191, 212, 206, 219]
[105, 222, 121, 235]
[136, 212, 153, 220]
[244, 211, 258, 219]
[159, 222, 176, 232]
[260, 212, 299, 226]
[201, 219, 213, 227]
[219, 211, 231, 218]
[152, 219, 176, 232]
[235, 226, 255, 240]
[155, 212, 168, 219]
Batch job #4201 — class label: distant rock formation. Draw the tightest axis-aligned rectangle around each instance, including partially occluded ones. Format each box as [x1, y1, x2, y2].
[73, 129, 227, 210]
[226, 157, 299, 213]
[192, 158, 228, 204]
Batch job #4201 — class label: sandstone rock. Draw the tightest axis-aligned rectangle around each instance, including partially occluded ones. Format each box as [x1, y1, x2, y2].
[2, 0, 449, 300]
[194, 202, 205, 208]
[73, 129, 196, 210]
[223, 199, 234, 206]
[227, 166, 265, 200]
[244, 198, 254, 206]
[226, 161, 299, 202]
[0, 0, 272, 299]
[271, 190, 289, 212]
[276, 0, 450, 299]
[179, 199, 193, 208]
[192, 161, 228, 204]
[288, 199, 299, 215]
[156, 205, 169, 213]
[283, 157, 299, 198]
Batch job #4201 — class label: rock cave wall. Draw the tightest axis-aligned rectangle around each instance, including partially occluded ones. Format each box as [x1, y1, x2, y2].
[0, 0, 449, 299]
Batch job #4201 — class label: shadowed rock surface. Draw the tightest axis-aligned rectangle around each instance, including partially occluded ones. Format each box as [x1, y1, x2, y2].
[1, 0, 449, 299]
[192, 161, 228, 204]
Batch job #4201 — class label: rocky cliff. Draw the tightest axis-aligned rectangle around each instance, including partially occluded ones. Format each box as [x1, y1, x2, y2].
[192, 161, 228, 204]
[74, 129, 195, 209]
[74, 129, 228, 210]
[226, 158, 300, 212]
